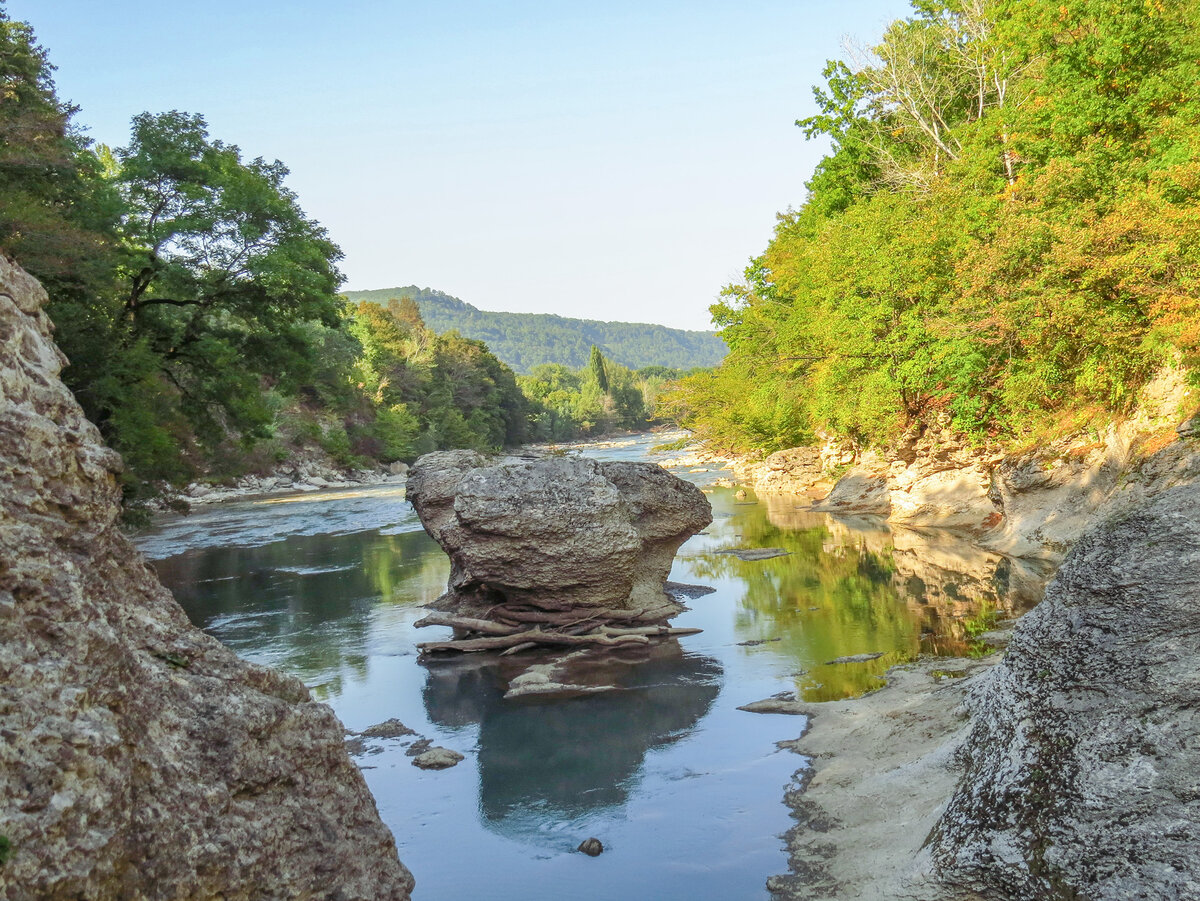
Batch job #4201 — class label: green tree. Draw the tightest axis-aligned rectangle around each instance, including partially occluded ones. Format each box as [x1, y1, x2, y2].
[114, 111, 344, 439]
[588, 345, 610, 393]
[0, 9, 116, 284]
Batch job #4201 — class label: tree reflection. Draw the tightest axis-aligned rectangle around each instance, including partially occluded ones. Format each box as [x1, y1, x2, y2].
[151, 528, 449, 694]
[688, 488, 1051, 701]
[422, 642, 721, 844]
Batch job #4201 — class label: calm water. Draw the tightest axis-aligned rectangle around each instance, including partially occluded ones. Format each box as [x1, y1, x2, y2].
[137, 434, 1049, 900]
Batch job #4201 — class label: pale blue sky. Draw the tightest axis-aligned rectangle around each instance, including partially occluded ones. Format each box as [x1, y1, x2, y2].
[10, 1, 912, 330]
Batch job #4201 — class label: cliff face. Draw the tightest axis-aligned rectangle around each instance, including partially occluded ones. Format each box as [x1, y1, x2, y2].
[928, 481, 1200, 899]
[0, 255, 414, 899]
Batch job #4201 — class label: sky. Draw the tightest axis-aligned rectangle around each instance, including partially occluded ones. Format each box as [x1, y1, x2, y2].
[8, 0, 912, 331]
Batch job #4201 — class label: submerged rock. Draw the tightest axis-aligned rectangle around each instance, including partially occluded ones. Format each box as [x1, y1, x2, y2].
[0, 254, 414, 899]
[577, 837, 605, 856]
[738, 693, 807, 715]
[360, 718, 417, 739]
[929, 482, 1200, 898]
[411, 747, 465, 770]
[408, 450, 711, 615]
[825, 653, 885, 665]
[716, 547, 791, 561]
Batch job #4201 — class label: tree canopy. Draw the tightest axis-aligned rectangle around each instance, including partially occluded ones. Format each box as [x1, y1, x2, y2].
[672, 0, 1200, 454]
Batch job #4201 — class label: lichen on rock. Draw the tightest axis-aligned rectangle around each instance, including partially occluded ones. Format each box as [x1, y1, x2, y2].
[0, 254, 414, 899]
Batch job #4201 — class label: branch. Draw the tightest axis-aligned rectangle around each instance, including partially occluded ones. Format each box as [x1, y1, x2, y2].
[130, 296, 206, 310]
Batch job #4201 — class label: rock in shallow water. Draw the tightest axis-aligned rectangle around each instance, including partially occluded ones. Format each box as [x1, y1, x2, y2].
[412, 747, 465, 770]
[577, 838, 605, 856]
[0, 254, 413, 899]
[407, 450, 712, 615]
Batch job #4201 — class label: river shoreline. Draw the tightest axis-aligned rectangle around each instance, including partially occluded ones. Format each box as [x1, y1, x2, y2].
[142, 422, 1200, 899]
[766, 641, 1010, 901]
[160, 427, 694, 512]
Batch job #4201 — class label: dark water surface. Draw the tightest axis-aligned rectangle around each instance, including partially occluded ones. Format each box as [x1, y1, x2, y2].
[138, 435, 1048, 900]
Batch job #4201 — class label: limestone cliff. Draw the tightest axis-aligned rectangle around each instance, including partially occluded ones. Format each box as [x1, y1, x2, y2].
[0, 254, 414, 899]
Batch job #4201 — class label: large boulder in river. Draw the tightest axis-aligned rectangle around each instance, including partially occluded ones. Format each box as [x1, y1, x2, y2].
[0, 254, 414, 898]
[929, 481, 1200, 898]
[407, 450, 712, 614]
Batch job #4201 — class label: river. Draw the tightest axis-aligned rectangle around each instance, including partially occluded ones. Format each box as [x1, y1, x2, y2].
[135, 433, 1049, 900]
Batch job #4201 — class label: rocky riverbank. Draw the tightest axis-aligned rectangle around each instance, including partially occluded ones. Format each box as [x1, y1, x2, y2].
[749, 390, 1200, 898]
[169, 455, 409, 508]
[764, 650, 1003, 901]
[0, 254, 414, 897]
[767, 479, 1200, 900]
[718, 364, 1199, 560]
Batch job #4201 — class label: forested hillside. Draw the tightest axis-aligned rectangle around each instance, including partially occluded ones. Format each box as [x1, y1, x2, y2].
[344, 286, 727, 372]
[672, 0, 1200, 454]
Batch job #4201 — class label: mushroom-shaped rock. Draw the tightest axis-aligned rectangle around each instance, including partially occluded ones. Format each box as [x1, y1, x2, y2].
[407, 451, 712, 638]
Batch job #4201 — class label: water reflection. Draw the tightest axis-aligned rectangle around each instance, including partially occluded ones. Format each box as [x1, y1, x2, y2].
[152, 528, 449, 696]
[422, 642, 721, 846]
[688, 489, 1052, 701]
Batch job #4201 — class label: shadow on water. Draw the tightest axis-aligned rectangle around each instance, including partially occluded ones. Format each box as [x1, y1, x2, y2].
[421, 641, 721, 846]
[688, 488, 1054, 701]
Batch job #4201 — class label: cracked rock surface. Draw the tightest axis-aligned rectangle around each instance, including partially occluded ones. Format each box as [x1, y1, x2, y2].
[0, 254, 414, 900]
[929, 482, 1200, 899]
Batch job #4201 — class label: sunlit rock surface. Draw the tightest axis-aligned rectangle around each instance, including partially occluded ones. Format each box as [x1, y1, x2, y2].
[407, 449, 712, 614]
[930, 482, 1200, 898]
[0, 254, 413, 899]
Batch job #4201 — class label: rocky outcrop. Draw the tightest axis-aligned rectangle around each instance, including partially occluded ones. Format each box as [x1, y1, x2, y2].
[408, 450, 711, 615]
[732, 446, 830, 496]
[928, 482, 1200, 898]
[814, 463, 890, 514]
[0, 254, 413, 899]
[810, 420, 1001, 529]
[738, 367, 1199, 555]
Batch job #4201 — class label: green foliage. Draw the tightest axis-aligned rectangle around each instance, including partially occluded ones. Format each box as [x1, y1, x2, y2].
[0, 833, 9, 866]
[344, 285, 727, 372]
[0, 10, 117, 285]
[348, 299, 528, 458]
[517, 350, 653, 441]
[676, 0, 1200, 453]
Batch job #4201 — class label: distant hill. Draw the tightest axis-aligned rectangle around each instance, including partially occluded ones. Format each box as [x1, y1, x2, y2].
[343, 286, 726, 373]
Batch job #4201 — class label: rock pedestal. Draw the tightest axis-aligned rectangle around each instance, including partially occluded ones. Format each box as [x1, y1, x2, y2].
[406, 450, 712, 653]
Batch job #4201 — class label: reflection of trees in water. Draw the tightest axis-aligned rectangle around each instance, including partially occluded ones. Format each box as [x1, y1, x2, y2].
[689, 489, 1052, 700]
[151, 529, 449, 693]
[421, 642, 721, 844]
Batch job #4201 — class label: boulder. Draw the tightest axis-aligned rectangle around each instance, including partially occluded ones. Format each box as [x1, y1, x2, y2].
[411, 747, 465, 770]
[814, 465, 891, 515]
[407, 450, 712, 616]
[929, 482, 1200, 898]
[0, 253, 414, 899]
